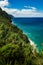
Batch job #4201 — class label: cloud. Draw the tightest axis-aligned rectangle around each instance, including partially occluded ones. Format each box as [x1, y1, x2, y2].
[0, 0, 43, 17]
[0, 0, 9, 7]
[24, 6, 36, 10]
[2, 7, 43, 17]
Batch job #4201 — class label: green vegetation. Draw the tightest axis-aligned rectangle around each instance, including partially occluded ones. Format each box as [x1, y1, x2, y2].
[0, 8, 43, 65]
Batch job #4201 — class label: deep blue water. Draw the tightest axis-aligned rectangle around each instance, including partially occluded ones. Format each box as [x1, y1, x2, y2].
[12, 17, 43, 50]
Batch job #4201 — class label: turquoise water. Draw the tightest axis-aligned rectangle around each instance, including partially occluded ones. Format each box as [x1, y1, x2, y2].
[12, 18, 43, 50]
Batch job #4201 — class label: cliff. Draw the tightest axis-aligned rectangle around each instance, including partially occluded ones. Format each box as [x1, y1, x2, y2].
[0, 8, 43, 65]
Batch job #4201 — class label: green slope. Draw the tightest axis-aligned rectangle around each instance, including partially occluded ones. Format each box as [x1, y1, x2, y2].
[0, 8, 43, 65]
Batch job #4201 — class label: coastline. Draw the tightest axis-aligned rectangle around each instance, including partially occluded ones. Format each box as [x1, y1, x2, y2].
[0, 8, 43, 65]
[23, 32, 38, 51]
[12, 21, 36, 46]
[12, 21, 38, 51]
[23, 31, 36, 46]
[29, 39, 38, 51]
[12, 18, 43, 50]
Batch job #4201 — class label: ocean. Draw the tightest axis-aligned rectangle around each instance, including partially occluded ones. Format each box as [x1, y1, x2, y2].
[12, 17, 43, 50]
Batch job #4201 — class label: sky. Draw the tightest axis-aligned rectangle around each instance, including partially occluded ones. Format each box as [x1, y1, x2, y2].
[0, 0, 43, 17]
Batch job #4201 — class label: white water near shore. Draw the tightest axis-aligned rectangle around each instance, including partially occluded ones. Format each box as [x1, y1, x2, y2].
[29, 38, 39, 52]
[12, 22, 36, 46]
[12, 18, 43, 50]
[12, 21, 39, 52]
[23, 32, 39, 52]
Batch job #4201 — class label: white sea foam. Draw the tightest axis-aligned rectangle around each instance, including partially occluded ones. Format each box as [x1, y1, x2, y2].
[29, 39, 36, 46]
[29, 38, 39, 52]
[12, 21, 39, 52]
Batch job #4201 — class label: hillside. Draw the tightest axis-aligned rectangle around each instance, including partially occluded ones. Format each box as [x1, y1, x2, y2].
[0, 8, 43, 65]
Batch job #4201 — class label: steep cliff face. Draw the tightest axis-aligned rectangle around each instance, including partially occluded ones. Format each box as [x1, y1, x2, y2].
[0, 8, 30, 46]
[0, 8, 43, 65]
